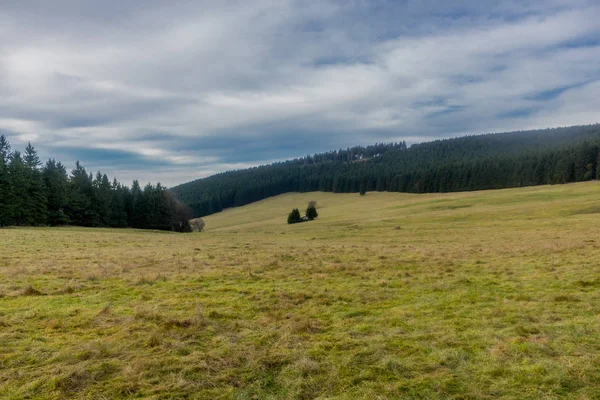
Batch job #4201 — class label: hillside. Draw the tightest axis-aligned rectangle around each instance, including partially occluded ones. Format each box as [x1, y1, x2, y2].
[171, 124, 600, 217]
[201, 181, 600, 232]
[3, 182, 600, 398]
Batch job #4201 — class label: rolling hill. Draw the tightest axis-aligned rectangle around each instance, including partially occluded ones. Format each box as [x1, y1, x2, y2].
[171, 124, 600, 218]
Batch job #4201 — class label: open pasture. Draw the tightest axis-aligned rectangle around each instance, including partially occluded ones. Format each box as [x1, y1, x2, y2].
[2, 183, 600, 399]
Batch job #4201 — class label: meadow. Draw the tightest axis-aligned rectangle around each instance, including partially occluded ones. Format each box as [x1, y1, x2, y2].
[2, 182, 600, 399]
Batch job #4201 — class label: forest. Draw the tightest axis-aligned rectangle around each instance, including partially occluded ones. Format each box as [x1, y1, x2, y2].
[0, 136, 192, 231]
[170, 124, 600, 217]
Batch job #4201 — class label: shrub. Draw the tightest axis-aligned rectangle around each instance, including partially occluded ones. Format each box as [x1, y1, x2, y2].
[191, 218, 206, 232]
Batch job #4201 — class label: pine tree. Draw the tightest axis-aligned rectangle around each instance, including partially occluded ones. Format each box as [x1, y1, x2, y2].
[24, 143, 40, 168]
[0, 135, 12, 226]
[43, 159, 70, 225]
[130, 180, 146, 228]
[156, 183, 175, 230]
[306, 203, 318, 220]
[109, 178, 129, 227]
[7, 151, 28, 225]
[23, 143, 47, 225]
[143, 183, 159, 228]
[67, 161, 95, 226]
[93, 172, 112, 226]
[287, 208, 301, 224]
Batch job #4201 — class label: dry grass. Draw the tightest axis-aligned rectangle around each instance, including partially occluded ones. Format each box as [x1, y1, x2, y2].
[2, 182, 600, 398]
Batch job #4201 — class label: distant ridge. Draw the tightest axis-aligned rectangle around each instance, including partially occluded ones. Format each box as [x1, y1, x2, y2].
[170, 124, 600, 217]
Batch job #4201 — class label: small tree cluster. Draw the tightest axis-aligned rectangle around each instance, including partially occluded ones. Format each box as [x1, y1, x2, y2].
[287, 201, 319, 224]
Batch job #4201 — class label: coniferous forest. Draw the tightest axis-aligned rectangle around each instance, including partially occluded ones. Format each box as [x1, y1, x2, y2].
[4, 124, 600, 226]
[0, 136, 192, 231]
[171, 124, 600, 218]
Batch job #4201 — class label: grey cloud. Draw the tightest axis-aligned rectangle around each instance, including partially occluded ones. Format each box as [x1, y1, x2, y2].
[0, 0, 599, 186]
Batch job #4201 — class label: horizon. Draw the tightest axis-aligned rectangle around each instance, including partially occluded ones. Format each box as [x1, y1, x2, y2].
[2, 0, 600, 186]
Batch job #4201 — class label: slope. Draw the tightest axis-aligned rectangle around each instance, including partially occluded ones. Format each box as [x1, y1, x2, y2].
[201, 180, 600, 232]
[172, 124, 600, 218]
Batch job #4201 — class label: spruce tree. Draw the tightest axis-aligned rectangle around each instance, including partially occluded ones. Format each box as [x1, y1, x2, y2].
[43, 159, 70, 226]
[67, 161, 95, 226]
[93, 172, 112, 226]
[156, 183, 175, 229]
[130, 180, 146, 228]
[7, 151, 28, 225]
[0, 135, 12, 226]
[287, 208, 301, 224]
[306, 203, 318, 220]
[109, 178, 129, 228]
[143, 183, 160, 228]
[23, 143, 47, 225]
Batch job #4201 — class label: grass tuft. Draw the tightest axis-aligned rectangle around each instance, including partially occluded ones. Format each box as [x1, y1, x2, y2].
[21, 285, 44, 296]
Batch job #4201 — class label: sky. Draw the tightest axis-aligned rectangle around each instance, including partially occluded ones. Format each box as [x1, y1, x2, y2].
[1, 0, 599, 187]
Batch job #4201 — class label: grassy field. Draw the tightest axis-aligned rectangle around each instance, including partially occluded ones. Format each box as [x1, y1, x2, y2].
[2, 183, 600, 399]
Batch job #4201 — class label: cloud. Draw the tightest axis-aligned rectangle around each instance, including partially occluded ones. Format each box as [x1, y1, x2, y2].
[0, 0, 599, 186]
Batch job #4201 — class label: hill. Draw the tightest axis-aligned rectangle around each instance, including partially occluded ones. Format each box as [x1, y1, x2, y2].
[3, 182, 600, 398]
[201, 181, 600, 232]
[171, 124, 600, 217]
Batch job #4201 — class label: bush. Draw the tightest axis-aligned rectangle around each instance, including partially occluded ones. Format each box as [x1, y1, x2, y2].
[191, 218, 206, 232]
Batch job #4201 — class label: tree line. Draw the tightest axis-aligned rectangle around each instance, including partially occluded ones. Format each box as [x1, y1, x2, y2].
[0, 136, 193, 231]
[170, 124, 600, 218]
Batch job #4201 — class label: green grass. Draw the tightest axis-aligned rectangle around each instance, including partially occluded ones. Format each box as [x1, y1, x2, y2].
[2, 182, 600, 399]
